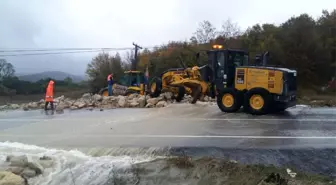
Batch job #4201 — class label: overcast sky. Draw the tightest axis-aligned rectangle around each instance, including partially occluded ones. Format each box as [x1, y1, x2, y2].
[0, 0, 334, 76]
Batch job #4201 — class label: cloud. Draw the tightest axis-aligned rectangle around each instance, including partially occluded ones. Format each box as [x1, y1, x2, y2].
[0, 0, 333, 75]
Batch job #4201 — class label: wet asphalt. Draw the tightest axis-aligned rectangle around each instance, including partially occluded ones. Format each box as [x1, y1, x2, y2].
[0, 103, 335, 177]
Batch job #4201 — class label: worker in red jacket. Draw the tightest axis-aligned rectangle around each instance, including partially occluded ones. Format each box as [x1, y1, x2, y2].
[44, 80, 55, 110]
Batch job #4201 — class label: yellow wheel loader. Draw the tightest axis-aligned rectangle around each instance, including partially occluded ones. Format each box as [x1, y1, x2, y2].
[203, 45, 297, 115]
[99, 71, 146, 96]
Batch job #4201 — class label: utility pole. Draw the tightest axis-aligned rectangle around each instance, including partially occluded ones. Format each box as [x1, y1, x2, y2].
[132, 42, 142, 71]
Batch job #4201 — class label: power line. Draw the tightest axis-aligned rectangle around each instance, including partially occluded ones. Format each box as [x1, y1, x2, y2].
[0, 49, 111, 57]
[0, 46, 157, 53]
[0, 47, 159, 57]
[0, 47, 133, 53]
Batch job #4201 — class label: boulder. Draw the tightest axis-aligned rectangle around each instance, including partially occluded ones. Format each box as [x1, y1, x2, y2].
[54, 95, 65, 103]
[27, 102, 38, 109]
[162, 92, 173, 100]
[27, 162, 43, 175]
[204, 96, 209, 102]
[128, 93, 138, 100]
[38, 160, 53, 169]
[87, 107, 94, 111]
[73, 101, 86, 109]
[21, 168, 36, 178]
[8, 156, 28, 168]
[118, 96, 126, 107]
[147, 98, 159, 105]
[70, 106, 78, 110]
[0, 105, 7, 110]
[156, 101, 168, 108]
[145, 103, 154, 108]
[0, 171, 25, 185]
[129, 102, 140, 107]
[82, 93, 92, 100]
[55, 103, 65, 112]
[138, 96, 146, 108]
[93, 94, 102, 101]
[6, 167, 24, 175]
[8, 104, 20, 110]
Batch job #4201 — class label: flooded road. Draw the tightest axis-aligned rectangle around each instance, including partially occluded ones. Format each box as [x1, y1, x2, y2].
[0, 103, 335, 181]
[0, 103, 335, 149]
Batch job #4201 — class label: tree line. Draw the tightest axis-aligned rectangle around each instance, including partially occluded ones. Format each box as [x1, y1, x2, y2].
[0, 59, 86, 95]
[87, 9, 335, 90]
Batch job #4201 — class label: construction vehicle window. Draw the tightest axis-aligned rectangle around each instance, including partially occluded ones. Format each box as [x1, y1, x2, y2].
[229, 52, 246, 67]
[217, 52, 225, 67]
[216, 52, 225, 78]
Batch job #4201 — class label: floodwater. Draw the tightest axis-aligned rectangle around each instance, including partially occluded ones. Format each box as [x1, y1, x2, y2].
[0, 104, 335, 184]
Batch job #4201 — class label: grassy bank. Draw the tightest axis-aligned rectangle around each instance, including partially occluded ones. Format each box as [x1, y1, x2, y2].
[108, 157, 335, 185]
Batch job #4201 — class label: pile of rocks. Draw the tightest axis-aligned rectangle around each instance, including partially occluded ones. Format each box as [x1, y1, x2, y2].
[0, 92, 216, 112]
[0, 155, 54, 185]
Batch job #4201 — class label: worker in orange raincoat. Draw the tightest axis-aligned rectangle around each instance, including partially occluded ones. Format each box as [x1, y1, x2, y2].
[44, 80, 55, 110]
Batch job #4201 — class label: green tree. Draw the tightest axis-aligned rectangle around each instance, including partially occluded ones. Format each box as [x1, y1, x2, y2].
[86, 52, 124, 91]
[0, 59, 15, 80]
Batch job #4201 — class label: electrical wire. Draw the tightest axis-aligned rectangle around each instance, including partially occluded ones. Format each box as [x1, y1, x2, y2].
[0, 49, 111, 57]
[0, 47, 133, 53]
[0, 46, 159, 57]
[0, 46, 157, 53]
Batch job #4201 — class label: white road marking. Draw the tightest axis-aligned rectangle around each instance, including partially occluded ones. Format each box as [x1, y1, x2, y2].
[0, 134, 335, 139]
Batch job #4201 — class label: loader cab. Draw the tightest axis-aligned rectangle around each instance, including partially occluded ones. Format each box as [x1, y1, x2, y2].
[119, 71, 145, 87]
[207, 49, 249, 90]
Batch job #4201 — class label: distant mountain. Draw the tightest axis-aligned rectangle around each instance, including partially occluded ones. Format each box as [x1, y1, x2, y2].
[18, 71, 85, 83]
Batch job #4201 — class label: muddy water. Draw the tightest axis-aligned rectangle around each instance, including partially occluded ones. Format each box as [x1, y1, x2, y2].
[0, 105, 335, 184]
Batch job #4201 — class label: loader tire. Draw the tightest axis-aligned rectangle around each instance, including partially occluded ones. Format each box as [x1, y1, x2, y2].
[243, 88, 271, 115]
[150, 78, 162, 98]
[217, 88, 242, 113]
[191, 85, 202, 104]
[175, 86, 185, 102]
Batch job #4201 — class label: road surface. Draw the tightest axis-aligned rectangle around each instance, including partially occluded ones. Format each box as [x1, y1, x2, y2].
[0, 103, 335, 177]
[0, 103, 335, 148]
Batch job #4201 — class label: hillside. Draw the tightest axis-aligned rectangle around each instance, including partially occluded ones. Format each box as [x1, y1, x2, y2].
[18, 71, 85, 83]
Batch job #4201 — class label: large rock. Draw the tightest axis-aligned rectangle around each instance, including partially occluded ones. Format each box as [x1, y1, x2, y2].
[156, 101, 168, 108]
[129, 101, 140, 107]
[118, 96, 126, 107]
[8, 156, 28, 168]
[145, 103, 154, 108]
[162, 92, 173, 100]
[93, 94, 102, 102]
[21, 168, 36, 178]
[70, 106, 78, 110]
[27, 102, 38, 109]
[138, 96, 146, 108]
[38, 160, 53, 169]
[0, 171, 25, 185]
[6, 167, 24, 175]
[27, 162, 43, 175]
[73, 101, 86, 109]
[8, 104, 20, 110]
[82, 93, 92, 100]
[0, 105, 7, 111]
[54, 95, 65, 103]
[55, 103, 65, 113]
[127, 93, 138, 100]
[147, 98, 159, 105]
